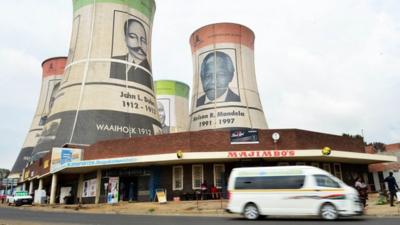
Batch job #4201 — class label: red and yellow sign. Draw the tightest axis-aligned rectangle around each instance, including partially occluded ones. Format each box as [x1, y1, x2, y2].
[228, 150, 296, 158]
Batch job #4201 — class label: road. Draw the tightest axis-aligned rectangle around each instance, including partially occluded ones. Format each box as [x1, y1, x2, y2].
[0, 207, 399, 225]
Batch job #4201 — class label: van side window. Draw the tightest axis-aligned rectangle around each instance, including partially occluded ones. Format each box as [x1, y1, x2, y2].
[314, 175, 340, 188]
[235, 176, 305, 189]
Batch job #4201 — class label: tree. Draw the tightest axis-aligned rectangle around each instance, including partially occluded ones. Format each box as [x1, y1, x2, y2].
[371, 142, 386, 153]
[0, 169, 10, 179]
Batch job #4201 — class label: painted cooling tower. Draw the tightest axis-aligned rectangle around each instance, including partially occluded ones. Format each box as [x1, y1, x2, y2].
[189, 23, 268, 131]
[31, 0, 160, 160]
[10, 57, 67, 175]
[155, 80, 190, 134]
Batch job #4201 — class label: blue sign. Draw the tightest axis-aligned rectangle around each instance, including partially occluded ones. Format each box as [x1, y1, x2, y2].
[61, 149, 73, 165]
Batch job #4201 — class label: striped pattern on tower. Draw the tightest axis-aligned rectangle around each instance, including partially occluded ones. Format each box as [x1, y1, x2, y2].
[10, 57, 67, 175]
[189, 23, 268, 131]
[31, 0, 160, 161]
[155, 80, 190, 134]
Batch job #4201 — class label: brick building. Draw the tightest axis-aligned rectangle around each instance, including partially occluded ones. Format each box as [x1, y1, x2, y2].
[366, 143, 400, 192]
[21, 129, 396, 204]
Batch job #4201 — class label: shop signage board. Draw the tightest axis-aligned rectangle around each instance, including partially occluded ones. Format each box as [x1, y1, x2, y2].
[50, 148, 82, 173]
[230, 129, 259, 144]
[227, 150, 296, 158]
[155, 188, 167, 203]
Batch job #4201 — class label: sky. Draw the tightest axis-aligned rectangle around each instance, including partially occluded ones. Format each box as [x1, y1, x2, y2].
[0, 0, 399, 170]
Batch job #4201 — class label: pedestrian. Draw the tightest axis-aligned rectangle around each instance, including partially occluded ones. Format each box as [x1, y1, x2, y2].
[210, 185, 220, 199]
[200, 181, 208, 200]
[384, 172, 399, 207]
[354, 177, 368, 207]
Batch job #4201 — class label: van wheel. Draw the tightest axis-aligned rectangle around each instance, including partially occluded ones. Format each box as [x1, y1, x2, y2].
[320, 203, 338, 220]
[243, 203, 260, 220]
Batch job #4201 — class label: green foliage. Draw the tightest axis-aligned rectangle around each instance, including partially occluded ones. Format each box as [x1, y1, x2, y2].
[0, 169, 10, 179]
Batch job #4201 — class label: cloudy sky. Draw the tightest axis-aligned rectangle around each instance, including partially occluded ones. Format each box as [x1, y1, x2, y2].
[0, 0, 399, 170]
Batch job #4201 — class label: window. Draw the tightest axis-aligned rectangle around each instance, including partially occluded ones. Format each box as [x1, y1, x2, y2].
[314, 175, 340, 188]
[296, 162, 306, 166]
[172, 166, 183, 190]
[213, 164, 225, 188]
[311, 162, 319, 168]
[277, 162, 289, 166]
[235, 176, 305, 189]
[333, 163, 342, 180]
[322, 163, 331, 173]
[192, 164, 203, 189]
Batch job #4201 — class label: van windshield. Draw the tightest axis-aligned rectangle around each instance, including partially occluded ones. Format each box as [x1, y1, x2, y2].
[314, 175, 341, 188]
[234, 175, 305, 189]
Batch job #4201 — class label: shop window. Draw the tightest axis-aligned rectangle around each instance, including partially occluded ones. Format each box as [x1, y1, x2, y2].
[172, 166, 183, 190]
[333, 163, 342, 180]
[296, 162, 306, 166]
[277, 162, 289, 166]
[323, 163, 331, 173]
[192, 164, 203, 190]
[213, 164, 225, 188]
[311, 162, 319, 168]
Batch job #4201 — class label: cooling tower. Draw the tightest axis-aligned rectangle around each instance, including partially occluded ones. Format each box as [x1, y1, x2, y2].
[10, 57, 67, 175]
[31, 0, 160, 161]
[155, 80, 190, 134]
[189, 23, 268, 131]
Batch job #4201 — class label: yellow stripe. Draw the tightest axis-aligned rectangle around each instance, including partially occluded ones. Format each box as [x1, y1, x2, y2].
[230, 188, 344, 193]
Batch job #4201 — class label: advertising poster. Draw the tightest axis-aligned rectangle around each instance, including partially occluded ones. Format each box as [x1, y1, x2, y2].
[189, 23, 268, 131]
[155, 80, 190, 133]
[60, 187, 72, 204]
[50, 148, 82, 173]
[107, 177, 119, 204]
[82, 179, 97, 198]
[230, 129, 259, 144]
[32, 0, 160, 159]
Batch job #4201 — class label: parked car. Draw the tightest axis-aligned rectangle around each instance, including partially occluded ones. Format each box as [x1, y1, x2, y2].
[7, 191, 33, 206]
[226, 166, 363, 220]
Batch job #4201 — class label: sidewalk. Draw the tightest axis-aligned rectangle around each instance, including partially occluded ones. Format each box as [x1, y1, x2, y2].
[1, 193, 399, 217]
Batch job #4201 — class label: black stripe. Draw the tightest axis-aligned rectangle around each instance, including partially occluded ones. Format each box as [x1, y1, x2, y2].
[59, 82, 155, 97]
[29, 128, 43, 132]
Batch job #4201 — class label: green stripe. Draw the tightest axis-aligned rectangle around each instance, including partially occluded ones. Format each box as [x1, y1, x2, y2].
[73, 0, 156, 19]
[155, 80, 190, 98]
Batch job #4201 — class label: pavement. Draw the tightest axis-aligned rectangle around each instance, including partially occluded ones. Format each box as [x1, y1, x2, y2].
[0, 193, 399, 217]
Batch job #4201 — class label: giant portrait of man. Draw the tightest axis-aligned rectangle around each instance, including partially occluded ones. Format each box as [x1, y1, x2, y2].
[196, 51, 240, 107]
[157, 100, 170, 134]
[110, 18, 153, 89]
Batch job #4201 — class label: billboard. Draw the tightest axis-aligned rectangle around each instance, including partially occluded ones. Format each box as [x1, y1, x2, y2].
[32, 0, 160, 160]
[189, 23, 268, 131]
[230, 129, 259, 144]
[155, 80, 190, 134]
[11, 57, 67, 174]
[50, 147, 82, 173]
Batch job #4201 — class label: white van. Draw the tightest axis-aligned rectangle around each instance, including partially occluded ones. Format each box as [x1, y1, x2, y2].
[226, 166, 363, 220]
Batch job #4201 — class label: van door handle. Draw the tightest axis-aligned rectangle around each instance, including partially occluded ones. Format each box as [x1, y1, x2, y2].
[314, 189, 321, 192]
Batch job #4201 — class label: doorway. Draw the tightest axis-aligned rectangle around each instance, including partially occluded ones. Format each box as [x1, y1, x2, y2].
[119, 176, 138, 201]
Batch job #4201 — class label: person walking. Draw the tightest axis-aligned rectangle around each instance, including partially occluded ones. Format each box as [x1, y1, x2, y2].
[384, 172, 399, 207]
[355, 177, 368, 207]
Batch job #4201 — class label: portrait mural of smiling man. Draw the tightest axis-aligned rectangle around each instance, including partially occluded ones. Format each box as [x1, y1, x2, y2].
[196, 50, 241, 107]
[190, 23, 268, 131]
